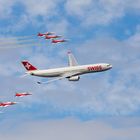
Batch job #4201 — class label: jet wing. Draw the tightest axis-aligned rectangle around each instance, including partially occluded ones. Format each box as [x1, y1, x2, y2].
[37, 77, 64, 84]
[68, 51, 78, 66]
[0, 105, 10, 107]
[37, 72, 80, 84]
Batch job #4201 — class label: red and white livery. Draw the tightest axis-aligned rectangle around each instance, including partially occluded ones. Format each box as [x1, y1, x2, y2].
[37, 32, 54, 37]
[51, 39, 68, 43]
[45, 35, 61, 39]
[0, 102, 17, 107]
[21, 51, 112, 84]
[15, 92, 32, 97]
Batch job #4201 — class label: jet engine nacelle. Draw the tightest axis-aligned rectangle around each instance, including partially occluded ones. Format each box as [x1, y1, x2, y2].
[68, 76, 80, 81]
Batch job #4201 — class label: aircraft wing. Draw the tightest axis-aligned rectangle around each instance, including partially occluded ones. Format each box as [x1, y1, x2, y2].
[68, 51, 78, 66]
[37, 72, 80, 84]
[1, 105, 10, 107]
[37, 77, 65, 84]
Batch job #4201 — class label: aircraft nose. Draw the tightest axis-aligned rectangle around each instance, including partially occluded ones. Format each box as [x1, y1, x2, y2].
[106, 64, 112, 69]
[108, 64, 112, 69]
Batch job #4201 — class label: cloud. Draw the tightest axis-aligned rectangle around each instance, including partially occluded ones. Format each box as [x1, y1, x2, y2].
[65, 0, 140, 27]
[0, 1, 140, 139]
[1, 30, 140, 117]
[0, 0, 17, 19]
[65, 0, 124, 26]
[1, 0, 140, 34]
[21, 0, 60, 18]
[0, 118, 140, 140]
[0, 0, 140, 121]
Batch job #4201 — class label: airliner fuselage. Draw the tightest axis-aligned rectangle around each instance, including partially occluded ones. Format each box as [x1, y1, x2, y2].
[26, 63, 112, 78]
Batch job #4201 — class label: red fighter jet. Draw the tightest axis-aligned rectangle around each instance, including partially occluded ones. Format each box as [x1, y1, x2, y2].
[45, 35, 61, 39]
[37, 32, 54, 37]
[0, 102, 17, 107]
[15, 92, 32, 97]
[51, 39, 68, 43]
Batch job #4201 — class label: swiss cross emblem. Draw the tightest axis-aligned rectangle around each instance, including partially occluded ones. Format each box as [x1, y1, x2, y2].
[25, 63, 31, 69]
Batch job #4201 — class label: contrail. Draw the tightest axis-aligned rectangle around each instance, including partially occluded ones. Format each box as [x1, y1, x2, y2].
[0, 35, 44, 50]
[0, 35, 36, 40]
[0, 43, 42, 50]
[0, 38, 38, 46]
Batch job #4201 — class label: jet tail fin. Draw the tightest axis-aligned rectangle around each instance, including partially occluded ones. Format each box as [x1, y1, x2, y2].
[67, 51, 78, 66]
[21, 61, 37, 71]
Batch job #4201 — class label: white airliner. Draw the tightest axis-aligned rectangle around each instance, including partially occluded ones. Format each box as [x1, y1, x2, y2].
[21, 51, 112, 84]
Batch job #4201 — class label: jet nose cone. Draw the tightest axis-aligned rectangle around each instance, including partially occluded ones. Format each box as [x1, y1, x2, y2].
[106, 64, 112, 69]
[12, 102, 17, 105]
[109, 64, 112, 69]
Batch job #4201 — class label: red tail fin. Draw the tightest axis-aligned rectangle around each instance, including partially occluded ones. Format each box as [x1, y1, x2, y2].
[21, 61, 37, 71]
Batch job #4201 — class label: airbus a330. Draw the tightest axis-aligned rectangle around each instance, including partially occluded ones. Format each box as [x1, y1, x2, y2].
[21, 51, 112, 84]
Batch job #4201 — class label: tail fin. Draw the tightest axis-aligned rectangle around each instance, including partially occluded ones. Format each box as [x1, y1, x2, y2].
[21, 61, 37, 71]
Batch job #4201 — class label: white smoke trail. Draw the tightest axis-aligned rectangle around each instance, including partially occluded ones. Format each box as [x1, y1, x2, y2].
[0, 39, 38, 46]
[0, 35, 36, 40]
[0, 43, 42, 50]
[0, 35, 45, 50]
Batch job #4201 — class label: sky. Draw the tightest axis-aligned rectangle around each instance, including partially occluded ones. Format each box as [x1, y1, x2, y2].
[0, 0, 140, 139]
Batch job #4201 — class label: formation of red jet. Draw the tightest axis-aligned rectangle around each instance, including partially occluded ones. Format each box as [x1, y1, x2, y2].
[37, 32, 68, 44]
[0, 31, 68, 112]
[0, 92, 32, 111]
